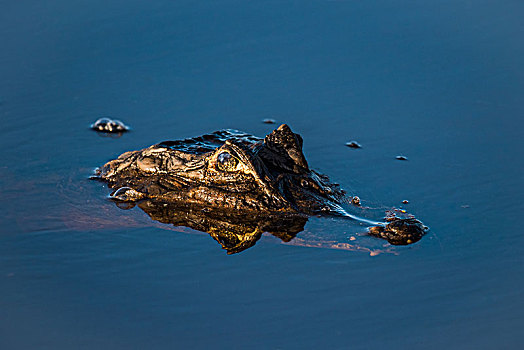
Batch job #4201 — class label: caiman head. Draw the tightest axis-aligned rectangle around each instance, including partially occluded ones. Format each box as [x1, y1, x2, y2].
[95, 124, 345, 214]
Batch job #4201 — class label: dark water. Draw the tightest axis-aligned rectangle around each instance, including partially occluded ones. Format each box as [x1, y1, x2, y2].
[1, 0, 523, 348]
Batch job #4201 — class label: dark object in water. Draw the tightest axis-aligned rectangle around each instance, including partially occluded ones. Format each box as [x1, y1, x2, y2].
[345, 141, 362, 148]
[402, 200, 409, 204]
[263, 118, 276, 124]
[352, 196, 361, 206]
[368, 217, 428, 245]
[396, 155, 408, 161]
[91, 117, 130, 133]
[94, 124, 427, 247]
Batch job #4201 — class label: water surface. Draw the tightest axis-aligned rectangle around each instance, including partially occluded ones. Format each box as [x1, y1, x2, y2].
[1, 0, 523, 349]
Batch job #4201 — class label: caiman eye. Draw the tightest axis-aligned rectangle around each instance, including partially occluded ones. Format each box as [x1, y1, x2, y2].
[217, 152, 239, 172]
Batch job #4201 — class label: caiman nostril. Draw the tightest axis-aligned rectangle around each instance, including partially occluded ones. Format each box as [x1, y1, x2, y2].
[300, 179, 309, 187]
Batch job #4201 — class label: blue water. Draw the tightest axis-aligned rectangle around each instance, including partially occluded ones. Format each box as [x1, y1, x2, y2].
[1, 1, 523, 348]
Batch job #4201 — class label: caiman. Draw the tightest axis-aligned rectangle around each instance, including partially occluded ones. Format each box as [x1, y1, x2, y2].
[93, 124, 427, 253]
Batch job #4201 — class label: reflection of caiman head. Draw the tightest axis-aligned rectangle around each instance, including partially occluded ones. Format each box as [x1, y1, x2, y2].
[135, 200, 307, 254]
[96, 124, 345, 214]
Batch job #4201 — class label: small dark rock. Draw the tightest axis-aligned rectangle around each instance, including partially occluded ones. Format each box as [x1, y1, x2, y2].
[91, 117, 129, 133]
[351, 196, 361, 206]
[368, 217, 428, 245]
[262, 118, 276, 124]
[345, 141, 362, 149]
[396, 155, 408, 161]
[402, 200, 409, 204]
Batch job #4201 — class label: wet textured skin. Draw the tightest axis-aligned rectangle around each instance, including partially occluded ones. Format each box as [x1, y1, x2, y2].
[96, 124, 345, 214]
[94, 124, 427, 249]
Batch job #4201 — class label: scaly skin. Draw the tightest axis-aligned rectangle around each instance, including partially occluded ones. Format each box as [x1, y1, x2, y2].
[95, 124, 345, 214]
